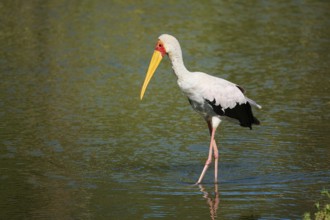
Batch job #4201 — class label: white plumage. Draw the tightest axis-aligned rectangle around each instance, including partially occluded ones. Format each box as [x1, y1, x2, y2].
[160, 34, 261, 119]
[140, 34, 261, 184]
[179, 71, 247, 109]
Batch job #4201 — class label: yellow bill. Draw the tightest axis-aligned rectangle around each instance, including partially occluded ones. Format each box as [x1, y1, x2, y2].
[140, 50, 163, 100]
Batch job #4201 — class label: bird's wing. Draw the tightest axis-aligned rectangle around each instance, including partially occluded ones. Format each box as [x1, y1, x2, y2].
[192, 72, 247, 110]
[180, 71, 261, 110]
[236, 84, 262, 109]
[246, 97, 262, 109]
[180, 71, 261, 128]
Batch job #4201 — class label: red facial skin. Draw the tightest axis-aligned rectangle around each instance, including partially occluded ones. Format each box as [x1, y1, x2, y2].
[155, 40, 166, 57]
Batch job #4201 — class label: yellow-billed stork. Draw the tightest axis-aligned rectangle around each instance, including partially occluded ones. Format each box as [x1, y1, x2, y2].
[140, 34, 261, 184]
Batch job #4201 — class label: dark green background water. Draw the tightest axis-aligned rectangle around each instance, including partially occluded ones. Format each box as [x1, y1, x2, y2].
[1, 1, 329, 219]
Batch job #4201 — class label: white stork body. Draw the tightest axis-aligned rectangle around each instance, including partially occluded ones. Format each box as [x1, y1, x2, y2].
[140, 34, 261, 184]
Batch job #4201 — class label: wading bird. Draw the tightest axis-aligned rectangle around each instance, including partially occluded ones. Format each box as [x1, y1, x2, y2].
[140, 34, 261, 184]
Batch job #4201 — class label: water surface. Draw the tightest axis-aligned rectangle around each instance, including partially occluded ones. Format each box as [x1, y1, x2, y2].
[1, 1, 329, 219]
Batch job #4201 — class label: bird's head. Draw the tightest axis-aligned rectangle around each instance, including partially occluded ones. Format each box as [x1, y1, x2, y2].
[140, 34, 180, 100]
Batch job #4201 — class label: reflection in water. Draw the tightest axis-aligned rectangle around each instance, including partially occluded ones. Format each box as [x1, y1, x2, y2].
[199, 184, 220, 220]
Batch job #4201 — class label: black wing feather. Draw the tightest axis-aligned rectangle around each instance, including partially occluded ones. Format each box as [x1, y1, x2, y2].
[206, 99, 260, 129]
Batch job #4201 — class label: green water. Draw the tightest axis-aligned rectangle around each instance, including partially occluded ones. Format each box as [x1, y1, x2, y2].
[1, 1, 329, 219]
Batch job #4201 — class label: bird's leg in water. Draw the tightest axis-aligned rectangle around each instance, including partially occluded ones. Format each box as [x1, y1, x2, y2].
[196, 122, 217, 184]
[196, 135, 213, 184]
[212, 138, 219, 183]
[209, 121, 219, 183]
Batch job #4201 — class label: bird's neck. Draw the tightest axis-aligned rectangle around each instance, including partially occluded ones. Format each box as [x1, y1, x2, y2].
[168, 51, 189, 79]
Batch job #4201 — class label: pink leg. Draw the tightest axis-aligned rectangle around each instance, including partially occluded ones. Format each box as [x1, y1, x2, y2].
[213, 138, 219, 183]
[208, 121, 219, 183]
[196, 121, 217, 184]
[196, 134, 213, 184]
[196, 121, 219, 184]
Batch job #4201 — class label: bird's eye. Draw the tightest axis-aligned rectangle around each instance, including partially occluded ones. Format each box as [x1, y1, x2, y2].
[158, 44, 162, 47]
